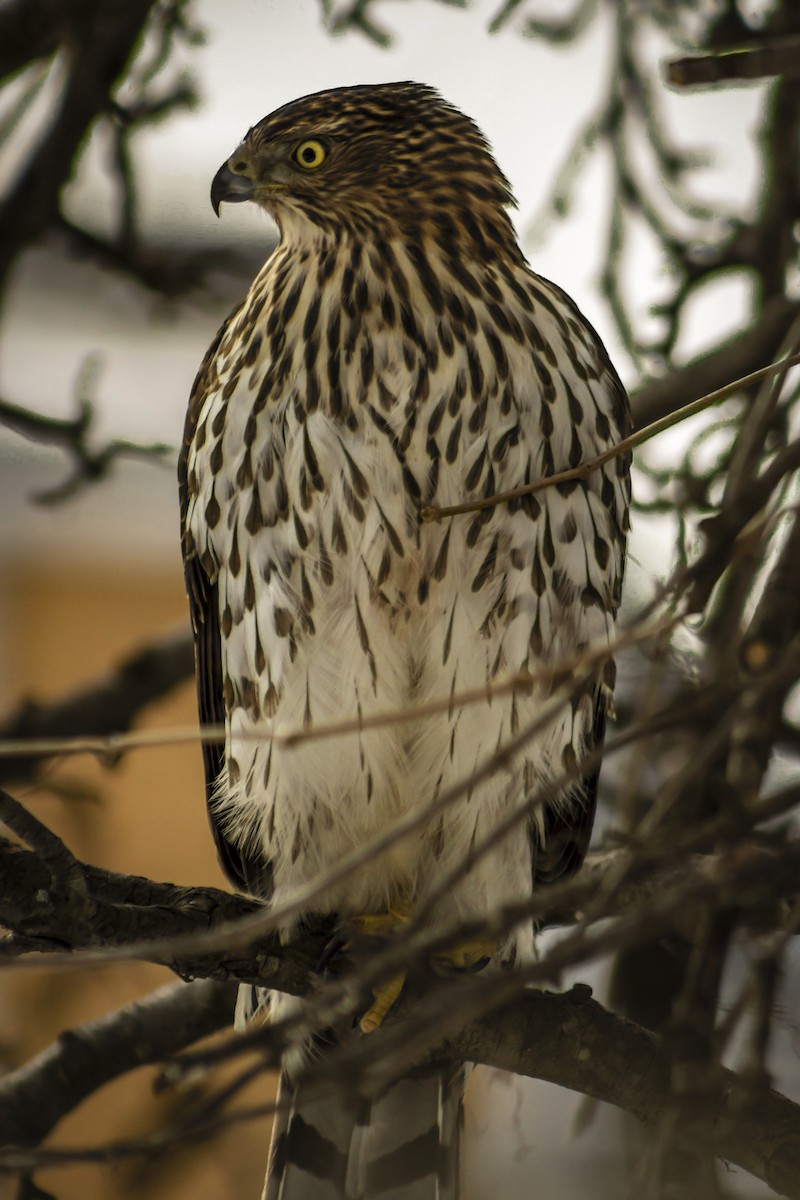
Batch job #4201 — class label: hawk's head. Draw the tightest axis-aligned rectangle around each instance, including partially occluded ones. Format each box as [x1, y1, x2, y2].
[210, 82, 515, 239]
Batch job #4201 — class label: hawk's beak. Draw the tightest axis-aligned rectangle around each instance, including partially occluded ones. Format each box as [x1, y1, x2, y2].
[211, 163, 255, 216]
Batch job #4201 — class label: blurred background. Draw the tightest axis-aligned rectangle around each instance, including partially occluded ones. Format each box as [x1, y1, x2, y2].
[0, 1, 797, 1197]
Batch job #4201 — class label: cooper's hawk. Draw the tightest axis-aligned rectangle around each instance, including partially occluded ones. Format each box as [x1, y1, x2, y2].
[180, 82, 630, 1199]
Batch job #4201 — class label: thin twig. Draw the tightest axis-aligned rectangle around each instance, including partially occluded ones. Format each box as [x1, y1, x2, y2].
[421, 352, 800, 523]
[0, 608, 676, 763]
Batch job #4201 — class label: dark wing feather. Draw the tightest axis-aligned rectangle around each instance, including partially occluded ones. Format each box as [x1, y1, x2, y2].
[178, 308, 269, 895]
[527, 313, 629, 889]
[531, 691, 606, 886]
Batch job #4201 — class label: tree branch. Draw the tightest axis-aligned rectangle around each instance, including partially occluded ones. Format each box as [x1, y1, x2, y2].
[630, 297, 800, 430]
[0, 394, 173, 505]
[460, 987, 800, 1199]
[0, 0, 156, 295]
[0, 979, 235, 1148]
[667, 36, 800, 88]
[0, 764, 799, 1194]
[0, 630, 194, 785]
[3, 977, 800, 1200]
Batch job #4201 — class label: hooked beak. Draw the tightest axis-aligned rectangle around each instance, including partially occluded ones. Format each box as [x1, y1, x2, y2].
[210, 162, 256, 216]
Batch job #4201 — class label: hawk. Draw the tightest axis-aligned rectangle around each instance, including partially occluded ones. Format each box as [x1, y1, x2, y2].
[180, 82, 630, 1200]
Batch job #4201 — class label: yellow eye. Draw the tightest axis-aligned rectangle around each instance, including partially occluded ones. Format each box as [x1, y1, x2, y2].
[293, 140, 326, 170]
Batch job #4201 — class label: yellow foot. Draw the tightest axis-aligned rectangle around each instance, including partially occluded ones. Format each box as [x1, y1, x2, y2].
[432, 937, 497, 974]
[350, 905, 410, 939]
[347, 903, 412, 1034]
[359, 970, 407, 1034]
[345, 908, 495, 1031]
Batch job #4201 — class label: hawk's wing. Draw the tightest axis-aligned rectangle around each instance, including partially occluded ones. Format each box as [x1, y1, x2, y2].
[178, 309, 270, 895]
[528, 326, 629, 889]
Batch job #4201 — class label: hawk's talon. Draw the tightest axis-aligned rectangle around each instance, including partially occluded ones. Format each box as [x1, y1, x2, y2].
[350, 902, 412, 940]
[316, 932, 348, 975]
[431, 938, 497, 976]
[359, 970, 407, 1034]
[441, 954, 491, 974]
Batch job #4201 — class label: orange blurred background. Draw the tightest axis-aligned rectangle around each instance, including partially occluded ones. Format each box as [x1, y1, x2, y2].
[1, 562, 275, 1199]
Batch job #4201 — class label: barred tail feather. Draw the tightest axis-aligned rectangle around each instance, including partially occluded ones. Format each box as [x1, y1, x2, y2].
[264, 1072, 362, 1200]
[264, 1064, 464, 1200]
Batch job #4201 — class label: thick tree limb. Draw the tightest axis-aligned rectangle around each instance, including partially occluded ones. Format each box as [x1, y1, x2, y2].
[463, 988, 800, 1199]
[2, 793, 799, 996]
[0, 0, 156, 293]
[0, 830, 316, 997]
[290, 980, 800, 1199]
[0, 762, 799, 1195]
[0, 979, 235, 1148]
[630, 297, 800, 431]
[2, 977, 799, 1199]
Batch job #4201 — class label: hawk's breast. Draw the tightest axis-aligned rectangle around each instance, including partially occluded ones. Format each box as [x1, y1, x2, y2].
[184, 234, 629, 930]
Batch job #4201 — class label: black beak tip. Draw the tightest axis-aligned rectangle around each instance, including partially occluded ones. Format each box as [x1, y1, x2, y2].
[210, 162, 255, 217]
[210, 165, 228, 218]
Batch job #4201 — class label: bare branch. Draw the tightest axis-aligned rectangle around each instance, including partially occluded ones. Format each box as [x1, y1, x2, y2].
[0, 394, 173, 505]
[6, 982, 798, 1197]
[0, 629, 194, 785]
[0, 980, 235, 1148]
[667, 36, 800, 88]
[631, 298, 800, 430]
[0, 0, 156, 295]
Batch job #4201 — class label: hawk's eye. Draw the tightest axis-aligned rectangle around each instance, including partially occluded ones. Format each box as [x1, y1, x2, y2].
[293, 140, 326, 170]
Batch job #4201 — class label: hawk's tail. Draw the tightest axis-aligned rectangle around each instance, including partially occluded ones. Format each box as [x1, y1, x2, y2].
[263, 1062, 464, 1199]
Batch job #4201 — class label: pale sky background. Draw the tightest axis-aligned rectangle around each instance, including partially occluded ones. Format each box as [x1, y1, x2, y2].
[0, 4, 784, 1196]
